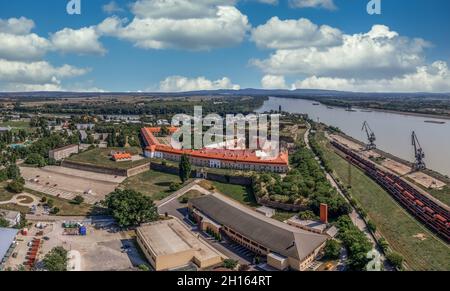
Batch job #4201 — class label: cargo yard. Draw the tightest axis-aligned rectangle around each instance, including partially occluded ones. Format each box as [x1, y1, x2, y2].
[3, 218, 147, 271]
[330, 141, 450, 242]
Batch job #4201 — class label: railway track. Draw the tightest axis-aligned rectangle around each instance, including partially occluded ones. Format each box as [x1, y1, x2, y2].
[331, 141, 450, 243]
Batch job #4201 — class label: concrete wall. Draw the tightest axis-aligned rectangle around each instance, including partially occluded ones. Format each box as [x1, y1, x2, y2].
[61, 160, 150, 177]
[255, 197, 307, 212]
[150, 162, 252, 186]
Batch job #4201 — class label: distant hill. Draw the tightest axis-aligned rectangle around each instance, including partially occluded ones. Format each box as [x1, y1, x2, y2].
[1, 89, 449, 99]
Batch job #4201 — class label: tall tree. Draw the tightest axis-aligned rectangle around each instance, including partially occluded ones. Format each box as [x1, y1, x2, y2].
[179, 154, 192, 183]
[103, 189, 159, 227]
[43, 247, 68, 271]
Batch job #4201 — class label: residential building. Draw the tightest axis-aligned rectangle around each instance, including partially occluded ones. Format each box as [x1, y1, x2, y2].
[188, 193, 328, 271]
[76, 123, 95, 130]
[0, 126, 11, 132]
[136, 218, 225, 271]
[49, 144, 79, 161]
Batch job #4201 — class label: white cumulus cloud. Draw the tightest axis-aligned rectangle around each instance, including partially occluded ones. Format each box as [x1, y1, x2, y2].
[289, 0, 336, 10]
[0, 59, 88, 85]
[102, 1, 124, 14]
[0, 32, 51, 61]
[251, 17, 342, 49]
[101, 2, 250, 50]
[261, 75, 288, 89]
[51, 27, 106, 55]
[252, 25, 430, 79]
[293, 61, 450, 93]
[0, 17, 35, 35]
[159, 76, 240, 92]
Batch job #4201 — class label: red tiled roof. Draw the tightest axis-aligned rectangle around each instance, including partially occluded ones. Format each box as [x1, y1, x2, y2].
[141, 127, 288, 166]
[113, 153, 132, 160]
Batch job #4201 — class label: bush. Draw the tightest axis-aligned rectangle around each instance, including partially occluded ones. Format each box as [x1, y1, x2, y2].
[0, 217, 10, 228]
[367, 220, 377, 233]
[0, 169, 8, 182]
[47, 199, 54, 208]
[43, 247, 68, 271]
[386, 252, 404, 270]
[25, 153, 46, 167]
[298, 210, 316, 220]
[324, 239, 341, 260]
[6, 165, 20, 180]
[72, 195, 84, 205]
[378, 237, 389, 253]
[138, 264, 150, 271]
[7, 180, 24, 193]
[223, 259, 238, 270]
[50, 207, 60, 215]
[169, 182, 181, 192]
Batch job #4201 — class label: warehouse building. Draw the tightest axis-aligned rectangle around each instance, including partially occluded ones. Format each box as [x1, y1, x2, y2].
[136, 218, 225, 271]
[189, 193, 328, 271]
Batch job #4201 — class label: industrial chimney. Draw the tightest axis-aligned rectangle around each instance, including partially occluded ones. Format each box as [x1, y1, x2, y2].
[320, 203, 328, 224]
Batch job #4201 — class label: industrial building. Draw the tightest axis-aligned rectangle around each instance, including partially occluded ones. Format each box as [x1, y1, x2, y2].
[49, 144, 79, 161]
[136, 218, 225, 271]
[141, 127, 289, 173]
[188, 193, 329, 271]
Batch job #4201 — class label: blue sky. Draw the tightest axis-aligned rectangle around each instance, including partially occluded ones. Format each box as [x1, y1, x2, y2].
[0, 0, 449, 92]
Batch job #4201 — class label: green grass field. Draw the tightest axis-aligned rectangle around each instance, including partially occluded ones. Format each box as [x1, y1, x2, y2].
[208, 181, 257, 207]
[272, 210, 296, 222]
[317, 132, 450, 271]
[425, 186, 450, 207]
[120, 170, 181, 201]
[25, 188, 103, 216]
[67, 147, 150, 169]
[0, 120, 30, 129]
[178, 190, 204, 203]
[0, 203, 30, 214]
[0, 182, 15, 202]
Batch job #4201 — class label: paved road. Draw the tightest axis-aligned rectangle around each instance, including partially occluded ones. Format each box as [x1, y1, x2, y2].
[304, 123, 387, 270]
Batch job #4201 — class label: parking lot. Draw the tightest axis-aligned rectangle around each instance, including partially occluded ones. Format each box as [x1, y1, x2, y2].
[4, 219, 148, 271]
[20, 166, 125, 204]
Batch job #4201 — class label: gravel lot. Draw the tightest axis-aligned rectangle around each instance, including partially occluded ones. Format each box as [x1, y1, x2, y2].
[20, 166, 125, 204]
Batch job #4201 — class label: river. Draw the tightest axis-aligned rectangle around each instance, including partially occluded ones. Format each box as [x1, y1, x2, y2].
[256, 97, 450, 177]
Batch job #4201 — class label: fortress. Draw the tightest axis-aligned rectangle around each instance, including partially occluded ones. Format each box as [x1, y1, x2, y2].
[141, 127, 289, 173]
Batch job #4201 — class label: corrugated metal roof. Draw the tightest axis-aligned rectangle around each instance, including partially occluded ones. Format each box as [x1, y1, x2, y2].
[0, 228, 18, 262]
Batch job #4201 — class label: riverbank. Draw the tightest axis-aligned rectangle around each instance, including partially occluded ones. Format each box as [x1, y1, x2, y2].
[328, 130, 450, 207]
[257, 97, 450, 177]
[315, 129, 450, 271]
[355, 107, 450, 121]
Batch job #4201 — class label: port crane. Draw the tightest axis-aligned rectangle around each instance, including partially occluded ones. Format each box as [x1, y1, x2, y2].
[412, 131, 426, 171]
[362, 121, 376, 150]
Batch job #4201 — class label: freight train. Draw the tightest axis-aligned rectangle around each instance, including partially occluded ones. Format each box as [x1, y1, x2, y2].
[331, 141, 450, 243]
